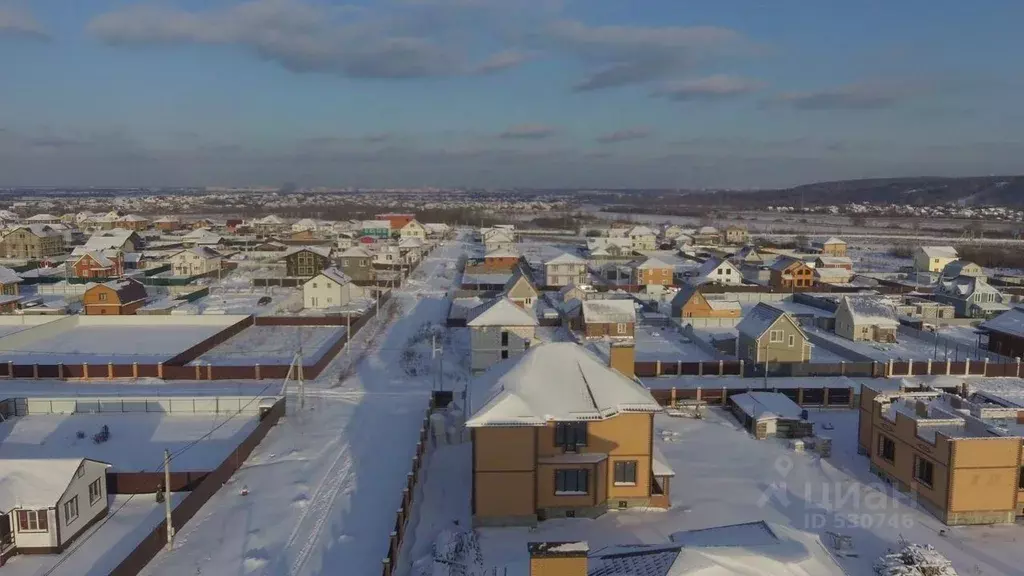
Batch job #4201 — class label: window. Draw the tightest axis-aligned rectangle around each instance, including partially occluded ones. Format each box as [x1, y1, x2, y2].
[312, 283, 318, 289]
[1019, 466, 1024, 490]
[89, 478, 103, 505]
[725, 268, 732, 275]
[555, 469, 589, 494]
[788, 335, 795, 347]
[64, 496, 79, 525]
[501, 349, 509, 359]
[878, 434, 896, 463]
[501, 331, 509, 346]
[98, 292, 107, 302]
[717, 268, 723, 275]
[17, 510, 48, 532]
[769, 330, 783, 343]
[914, 456, 934, 487]
[554, 421, 587, 448]
[614, 461, 638, 485]
[616, 323, 627, 334]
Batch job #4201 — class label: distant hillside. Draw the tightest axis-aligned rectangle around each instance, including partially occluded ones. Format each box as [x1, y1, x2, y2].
[672, 176, 1024, 208]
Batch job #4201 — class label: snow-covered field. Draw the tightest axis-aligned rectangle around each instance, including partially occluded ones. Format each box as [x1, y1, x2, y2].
[807, 326, 971, 363]
[0, 412, 257, 471]
[0, 325, 229, 364]
[191, 325, 345, 366]
[139, 234, 471, 576]
[403, 408, 1024, 576]
[633, 324, 717, 362]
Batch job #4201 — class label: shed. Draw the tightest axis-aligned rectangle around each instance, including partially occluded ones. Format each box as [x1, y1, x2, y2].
[728, 392, 813, 440]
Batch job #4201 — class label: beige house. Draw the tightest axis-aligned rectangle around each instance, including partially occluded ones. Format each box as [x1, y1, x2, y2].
[503, 269, 539, 309]
[544, 253, 588, 287]
[168, 246, 222, 277]
[399, 219, 428, 240]
[626, 226, 657, 252]
[724, 225, 749, 244]
[0, 225, 65, 259]
[914, 246, 959, 273]
[467, 343, 670, 526]
[858, 385, 1024, 525]
[582, 299, 636, 339]
[834, 296, 899, 342]
[467, 297, 539, 372]
[736, 303, 811, 363]
[820, 237, 847, 257]
[941, 260, 985, 282]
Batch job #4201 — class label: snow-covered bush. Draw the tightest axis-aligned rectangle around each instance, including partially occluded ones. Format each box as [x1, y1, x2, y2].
[874, 543, 958, 576]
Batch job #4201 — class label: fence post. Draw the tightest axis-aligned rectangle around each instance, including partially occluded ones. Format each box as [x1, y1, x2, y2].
[1018, 358, 1022, 378]
[926, 359, 932, 375]
[83, 362, 89, 380]
[965, 358, 971, 375]
[32, 364, 38, 379]
[739, 360, 744, 377]
[907, 359, 913, 376]
[698, 362, 703, 376]
[670, 387, 676, 406]
[823, 387, 830, 407]
[719, 360, 724, 376]
[108, 362, 114, 380]
[57, 362, 63, 380]
[207, 363, 213, 380]
[133, 362, 138, 378]
[887, 359, 893, 377]
[840, 361, 845, 376]
[255, 363, 261, 380]
[695, 387, 701, 403]
[158, 362, 164, 379]
[983, 357, 989, 376]
[655, 360, 661, 376]
[194, 364, 201, 379]
[677, 360, 682, 374]
[6, 361, 11, 378]
[945, 359, 950, 375]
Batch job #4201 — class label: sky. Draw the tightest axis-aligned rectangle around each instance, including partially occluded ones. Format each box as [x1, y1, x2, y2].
[2, 0, 1024, 189]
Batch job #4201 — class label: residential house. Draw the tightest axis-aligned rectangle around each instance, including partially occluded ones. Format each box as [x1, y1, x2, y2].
[23, 213, 62, 225]
[626, 225, 657, 252]
[398, 237, 425, 264]
[813, 267, 853, 285]
[669, 283, 741, 320]
[361, 220, 392, 239]
[934, 275, 1009, 318]
[181, 228, 222, 247]
[503, 268, 539, 309]
[303, 267, 362, 309]
[0, 225, 65, 259]
[813, 256, 854, 271]
[724, 225, 749, 245]
[820, 237, 848, 257]
[152, 216, 181, 232]
[467, 297, 539, 372]
[914, 246, 959, 273]
[377, 213, 416, 231]
[82, 278, 148, 315]
[730, 392, 813, 440]
[115, 214, 149, 231]
[399, 219, 428, 240]
[941, 260, 986, 282]
[83, 228, 141, 253]
[291, 218, 320, 233]
[693, 257, 743, 286]
[424, 222, 451, 238]
[582, 299, 636, 339]
[544, 253, 588, 287]
[635, 257, 674, 286]
[661, 224, 686, 240]
[0, 458, 110, 560]
[252, 215, 288, 235]
[834, 296, 899, 342]
[335, 232, 356, 250]
[980, 305, 1024, 358]
[769, 256, 814, 290]
[483, 229, 516, 253]
[692, 226, 721, 245]
[169, 246, 223, 277]
[0, 266, 22, 313]
[71, 250, 124, 279]
[372, 245, 403, 268]
[281, 246, 333, 278]
[336, 246, 376, 283]
[858, 386, 1024, 525]
[736, 303, 812, 363]
[483, 247, 521, 272]
[731, 245, 765, 266]
[467, 342, 669, 525]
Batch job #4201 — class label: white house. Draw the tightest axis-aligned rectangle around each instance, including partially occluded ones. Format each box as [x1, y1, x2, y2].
[693, 257, 744, 286]
[373, 244, 403, 267]
[913, 246, 959, 273]
[169, 246, 223, 276]
[0, 458, 110, 556]
[627, 225, 657, 252]
[483, 229, 516, 253]
[399, 219, 428, 240]
[467, 297, 538, 372]
[291, 218, 321, 233]
[303, 267, 362, 309]
[544, 252, 589, 287]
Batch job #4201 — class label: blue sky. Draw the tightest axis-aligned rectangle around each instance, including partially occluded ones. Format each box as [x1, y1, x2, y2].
[1, 0, 1023, 188]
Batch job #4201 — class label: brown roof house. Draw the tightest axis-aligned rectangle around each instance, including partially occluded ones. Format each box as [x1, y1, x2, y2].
[980, 305, 1024, 359]
[582, 299, 636, 339]
[736, 303, 811, 363]
[0, 225, 65, 260]
[82, 278, 148, 315]
[0, 458, 111, 561]
[769, 256, 814, 291]
[280, 246, 333, 278]
[834, 296, 899, 343]
[819, 237, 847, 257]
[669, 283, 741, 321]
[467, 297, 539, 372]
[467, 342, 671, 526]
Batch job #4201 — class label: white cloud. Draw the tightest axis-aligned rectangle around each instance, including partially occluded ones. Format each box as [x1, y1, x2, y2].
[652, 74, 763, 101]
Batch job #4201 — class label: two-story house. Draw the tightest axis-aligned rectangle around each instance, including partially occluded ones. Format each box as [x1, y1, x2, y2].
[0, 225, 65, 259]
[303, 267, 362, 309]
[669, 283, 741, 321]
[503, 268, 539, 309]
[467, 297, 539, 372]
[635, 257, 674, 286]
[399, 219, 428, 240]
[168, 246, 222, 277]
[582, 299, 636, 339]
[361, 220, 392, 239]
[626, 226, 657, 252]
[820, 237, 848, 257]
[769, 256, 814, 290]
[544, 253, 588, 287]
[724, 225, 748, 245]
[736, 303, 812, 363]
[336, 246, 376, 283]
[914, 246, 959, 273]
[70, 250, 124, 279]
[467, 343, 670, 526]
[115, 214, 149, 231]
[281, 246, 333, 278]
[941, 260, 986, 282]
[934, 275, 1009, 318]
[693, 257, 743, 286]
[834, 296, 899, 343]
[82, 278, 148, 315]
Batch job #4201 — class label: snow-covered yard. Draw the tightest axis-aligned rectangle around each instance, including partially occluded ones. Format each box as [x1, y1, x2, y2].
[191, 325, 345, 366]
[0, 412, 257, 471]
[0, 324, 231, 364]
[807, 326, 969, 363]
[633, 324, 717, 362]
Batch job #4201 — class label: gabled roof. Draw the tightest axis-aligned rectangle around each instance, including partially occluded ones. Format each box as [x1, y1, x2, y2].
[770, 255, 808, 272]
[94, 278, 148, 304]
[362, 220, 391, 228]
[695, 256, 739, 278]
[281, 245, 332, 259]
[74, 250, 115, 268]
[941, 259, 981, 276]
[980, 306, 1024, 338]
[627, 225, 656, 237]
[466, 343, 661, 427]
[339, 246, 373, 258]
[310, 266, 352, 286]
[823, 236, 846, 245]
[485, 246, 519, 259]
[814, 267, 851, 280]
[839, 296, 898, 327]
[398, 237, 424, 249]
[503, 267, 538, 298]
[117, 213, 148, 222]
[0, 266, 22, 285]
[737, 303, 803, 340]
[467, 297, 538, 327]
[814, 256, 853, 266]
[636, 256, 672, 270]
[0, 458, 110, 511]
[696, 225, 719, 235]
[918, 246, 959, 259]
[172, 246, 222, 259]
[25, 213, 60, 221]
[546, 252, 586, 265]
[582, 299, 636, 324]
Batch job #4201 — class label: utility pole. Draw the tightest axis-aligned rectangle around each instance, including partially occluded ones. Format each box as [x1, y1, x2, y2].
[164, 449, 174, 549]
[346, 312, 351, 356]
[297, 331, 305, 412]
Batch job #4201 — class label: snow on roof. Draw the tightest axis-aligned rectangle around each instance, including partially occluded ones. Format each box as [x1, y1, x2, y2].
[152, 216, 179, 223]
[814, 267, 851, 279]
[695, 257, 736, 278]
[25, 213, 60, 221]
[256, 215, 285, 225]
[919, 246, 958, 259]
[696, 225, 719, 235]
[467, 297, 538, 327]
[628, 225, 656, 236]
[652, 445, 675, 477]
[485, 246, 520, 259]
[0, 266, 22, 284]
[546, 252, 585, 265]
[823, 236, 846, 245]
[815, 256, 852, 266]
[769, 255, 807, 272]
[582, 299, 636, 324]
[362, 220, 391, 228]
[398, 237, 424, 248]
[731, 391, 804, 420]
[466, 343, 661, 427]
[0, 458, 109, 510]
[75, 250, 115, 268]
[282, 245, 332, 259]
[980, 306, 1024, 338]
[707, 299, 741, 312]
[339, 246, 373, 258]
[118, 213, 148, 222]
[637, 256, 672, 270]
[312, 266, 352, 286]
[840, 296, 898, 327]
[736, 303, 791, 339]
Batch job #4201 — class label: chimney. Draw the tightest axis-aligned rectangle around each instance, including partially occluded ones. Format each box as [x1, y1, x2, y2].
[609, 342, 635, 379]
[528, 542, 589, 576]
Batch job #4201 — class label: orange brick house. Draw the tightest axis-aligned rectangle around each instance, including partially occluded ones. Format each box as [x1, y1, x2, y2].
[769, 256, 814, 290]
[71, 251, 124, 279]
[482, 248, 522, 272]
[82, 278, 148, 315]
[635, 257, 674, 286]
[669, 283, 741, 319]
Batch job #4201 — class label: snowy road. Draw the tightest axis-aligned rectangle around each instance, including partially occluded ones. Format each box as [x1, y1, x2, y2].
[141, 234, 470, 576]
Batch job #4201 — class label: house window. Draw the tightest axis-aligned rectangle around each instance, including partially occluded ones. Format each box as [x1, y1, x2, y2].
[1019, 466, 1024, 490]
[98, 292, 107, 302]
[312, 283, 318, 288]
[725, 268, 732, 275]
[614, 461, 638, 485]
[913, 456, 934, 487]
[554, 469, 589, 495]
[554, 421, 587, 448]
[89, 478, 103, 505]
[616, 323, 627, 334]
[769, 330, 783, 343]
[878, 434, 896, 463]
[501, 349, 509, 359]
[501, 331, 509, 346]
[17, 510, 48, 532]
[788, 335, 795, 347]
[64, 496, 79, 525]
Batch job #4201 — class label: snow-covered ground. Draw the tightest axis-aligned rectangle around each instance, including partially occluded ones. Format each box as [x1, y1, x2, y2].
[633, 324, 717, 362]
[2, 494, 186, 576]
[403, 407, 1024, 576]
[808, 326, 982, 363]
[0, 412, 257, 471]
[139, 233, 472, 576]
[0, 324, 229, 364]
[191, 326, 345, 366]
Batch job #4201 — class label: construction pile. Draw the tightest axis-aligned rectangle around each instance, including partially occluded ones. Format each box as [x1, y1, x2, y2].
[874, 543, 958, 576]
